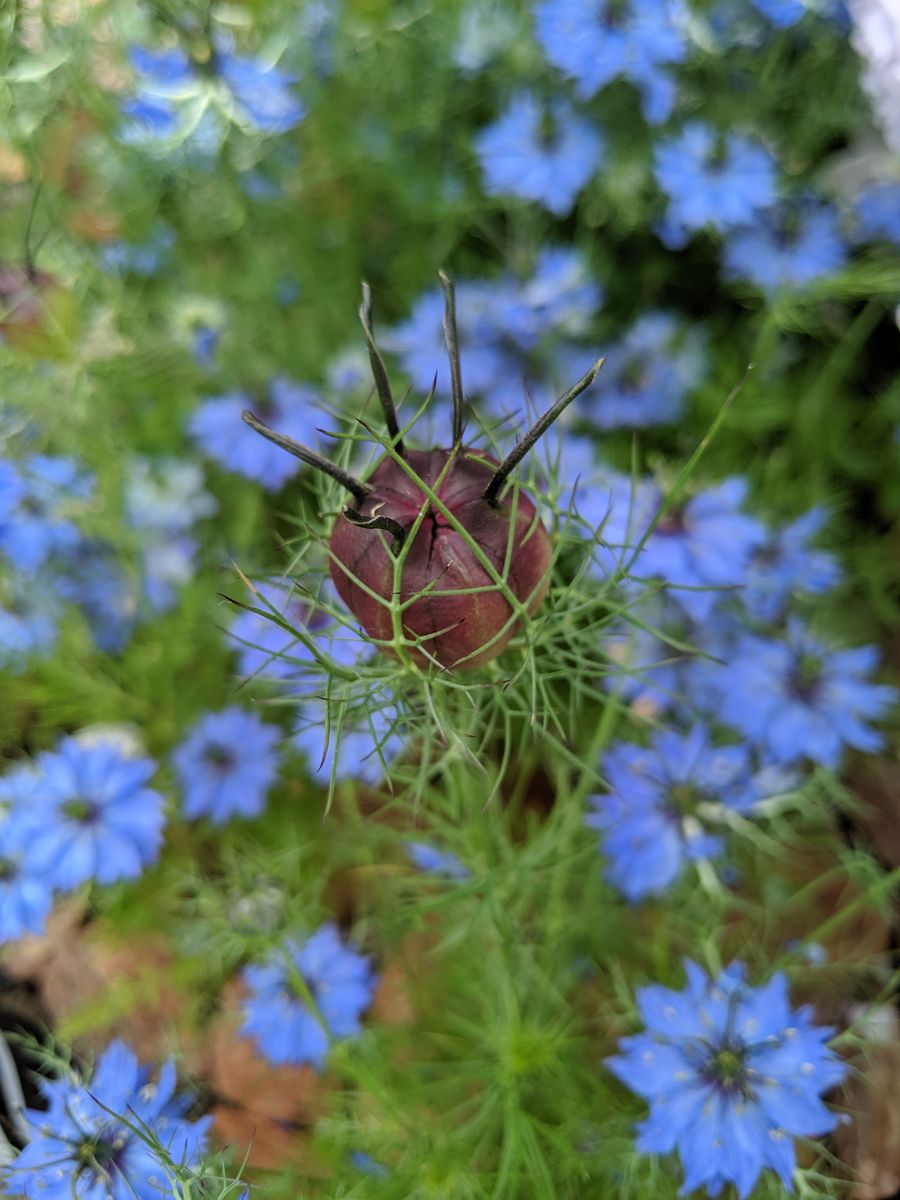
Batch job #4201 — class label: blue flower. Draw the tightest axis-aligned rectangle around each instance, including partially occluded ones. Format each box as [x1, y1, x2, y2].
[0, 767, 54, 941]
[230, 580, 367, 684]
[587, 725, 755, 901]
[125, 457, 217, 535]
[3, 1039, 210, 1200]
[741, 508, 841, 621]
[218, 53, 306, 133]
[56, 538, 138, 654]
[173, 706, 282, 823]
[607, 961, 847, 1199]
[293, 695, 403, 785]
[406, 841, 470, 879]
[19, 736, 165, 890]
[716, 618, 897, 768]
[240, 923, 376, 1069]
[0, 579, 59, 673]
[0, 454, 93, 575]
[474, 93, 605, 217]
[534, 0, 687, 123]
[98, 225, 177, 277]
[654, 123, 777, 247]
[494, 247, 603, 350]
[723, 201, 847, 293]
[190, 377, 325, 489]
[558, 312, 705, 429]
[853, 182, 900, 245]
[140, 534, 198, 614]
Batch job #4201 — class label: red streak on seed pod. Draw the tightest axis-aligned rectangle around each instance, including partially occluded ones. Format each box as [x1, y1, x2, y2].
[329, 449, 551, 670]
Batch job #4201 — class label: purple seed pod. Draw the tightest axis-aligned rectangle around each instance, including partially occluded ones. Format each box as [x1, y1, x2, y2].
[242, 273, 602, 670]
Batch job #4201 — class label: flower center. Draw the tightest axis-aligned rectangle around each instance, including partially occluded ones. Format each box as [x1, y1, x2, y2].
[667, 783, 701, 818]
[702, 1041, 751, 1094]
[76, 1129, 128, 1176]
[790, 652, 823, 702]
[203, 743, 236, 772]
[0, 856, 18, 883]
[62, 798, 100, 823]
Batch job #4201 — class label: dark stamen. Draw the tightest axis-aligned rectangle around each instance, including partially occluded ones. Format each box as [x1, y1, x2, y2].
[438, 270, 465, 446]
[241, 410, 370, 505]
[343, 507, 406, 555]
[359, 282, 405, 456]
[482, 358, 605, 506]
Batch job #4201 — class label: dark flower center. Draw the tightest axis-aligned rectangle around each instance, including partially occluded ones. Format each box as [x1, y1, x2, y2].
[667, 783, 701, 818]
[655, 506, 687, 536]
[75, 1128, 128, 1177]
[790, 652, 823, 702]
[203, 743, 237, 772]
[702, 1041, 751, 1095]
[598, 0, 628, 29]
[539, 108, 560, 152]
[62, 797, 100, 824]
[620, 357, 646, 394]
[0, 857, 18, 883]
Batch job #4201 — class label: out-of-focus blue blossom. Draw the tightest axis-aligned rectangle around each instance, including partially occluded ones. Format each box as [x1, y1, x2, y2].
[350, 1151, 390, 1178]
[293, 695, 403, 784]
[607, 961, 847, 1199]
[4, 1039, 210, 1200]
[0, 454, 93, 575]
[240, 923, 376, 1068]
[587, 725, 755, 901]
[406, 841, 470, 879]
[193, 323, 222, 367]
[125, 457, 217, 534]
[654, 123, 777, 248]
[853, 181, 900, 245]
[0, 580, 59, 673]
[474, 93, 605, 217]
[190, 377, 324, 489]
[98, 225, 177, 277]
[751, 0, 808, 25]
[328, 347, 371, 393]
[0, 766, 54, 942]
[0, 461, 24, 521]
[230, 580, 367, 683]
[56, 538, 138, 653]
[455, 2, 523, 71]
[534, 0, 688, 123]
[173, 705, 282, 823]
[716, 618, 897, 767]
[121, 40, 305, 147]
[723, 202, 847, 293]
[741, 509, 841, 621]
[140, 535, 198, 614]
[602, 610, 689, 717]
[496, 247, 602, 349]
[19, 737, 165, 890]
[559, 312, 705, 429]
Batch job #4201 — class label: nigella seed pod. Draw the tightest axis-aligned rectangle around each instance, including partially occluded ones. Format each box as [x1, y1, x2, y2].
[243, 274, 603, 670]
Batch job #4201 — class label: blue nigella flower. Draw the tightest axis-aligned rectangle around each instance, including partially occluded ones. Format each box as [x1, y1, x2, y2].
[3, 1039, 211, 1200]
[587, 725, 756, 901]
[558, 311, 705, 429]
[853, 181, 900, 246]
[172, 706, 282, 823]
[0, 454, 93, 575]
[741, 508, 841, 621]
[217, 53, 306, 134]
[723, 201, 847, 293]
[125, 457, 217, 535]
[19, 736, 166, 890]
[190, 377, 324, 489]
[715, 618, 897, 768]
[406, 841, 470, 879]
[474, 93, 605, 217]
[607, 960, 847, 1199]
[494, 247, 603, 350]
[56, 538, 139, 654]
[293, 695, 403, 785]
[534, 0, 688, 123]
[654, 123, 777, 248]
[240, 923, 376, 1069]
[0, 766, 54, 942]
[230, 580, 367, 684]
[0, 578, 59, 674]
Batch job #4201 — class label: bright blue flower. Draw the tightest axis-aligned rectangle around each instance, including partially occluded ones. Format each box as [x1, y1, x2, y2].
[19, 737, 165, 891]
[98, 225, 177, 276]
[494, 247, 603, 350]
[854, 182, 900, 245]
[607, 961, 847, 1199]
[654, 123, 778, 247]
[218, 54, 306, 133]
[741, 508, 841, 621]
[293, 695, 402, 784]
[751, 0, 808, 24]
[587, 725, 755, 901]
[558, 312, 705, 429]
[240, 923, 376, 1069]
[723, 202, 847, 293]
[3, 1039, 210, 1200]
[173, 706, 282, 823]
[474, 93, 605, 217]
[0, 461, 24, 520]
[716, 618, 897, 767]
[406, 841, 470, 879]
[534, 0, 687, 123]
[0, 579, 59, 673]
[230, 580, 367, 684]
[56, 538, 138, 653]
[190, 377, 324, 489]
[0, 767, 54, 941]
[0, 454, 93, 574]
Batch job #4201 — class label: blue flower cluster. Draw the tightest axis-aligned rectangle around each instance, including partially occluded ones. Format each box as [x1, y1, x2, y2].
[173, 705, 282, 823]
[240, 923, 376, 1068]
[2, 1039, 210, 1200]
[608, 961, 846, 1198]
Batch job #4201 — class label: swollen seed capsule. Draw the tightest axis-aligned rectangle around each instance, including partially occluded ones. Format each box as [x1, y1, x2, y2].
[243, 275, 603, 671]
